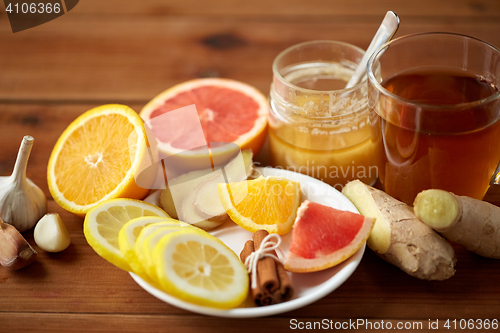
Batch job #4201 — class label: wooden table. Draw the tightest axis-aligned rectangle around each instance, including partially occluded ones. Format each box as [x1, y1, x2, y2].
[1, 1, 500, 331]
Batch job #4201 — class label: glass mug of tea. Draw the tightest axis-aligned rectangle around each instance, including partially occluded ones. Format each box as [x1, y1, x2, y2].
[367, 32, 500, 205]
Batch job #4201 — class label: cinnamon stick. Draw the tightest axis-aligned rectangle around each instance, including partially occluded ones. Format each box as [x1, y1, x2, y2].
[252, 230, 280, 293]
[253, 230, 294, 302]
[274, 262, 294, 302]
[239, 240, 273, 306]
[240, 231, 295, 306]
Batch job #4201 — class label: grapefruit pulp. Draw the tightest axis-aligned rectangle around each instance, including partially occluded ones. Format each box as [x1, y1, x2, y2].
[284, 200, 375, 273]
[140, 78, 269, 172]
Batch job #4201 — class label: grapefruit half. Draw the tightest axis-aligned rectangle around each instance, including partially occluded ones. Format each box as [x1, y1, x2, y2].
[284, 200, 375, 273]
[140, 78, 268, 172]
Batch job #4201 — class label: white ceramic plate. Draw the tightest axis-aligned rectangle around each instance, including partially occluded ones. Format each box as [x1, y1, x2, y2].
[132, 167, 364, 318]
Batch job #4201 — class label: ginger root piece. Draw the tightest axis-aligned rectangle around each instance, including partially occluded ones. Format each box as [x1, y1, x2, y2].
[342, 180, 456, 280]
[178, 190, 229, 231]
[159, 168, 214, 219]
[160, 149, 254, 226]
[194, 149, 254, 219]
[414, 189, 500, 259]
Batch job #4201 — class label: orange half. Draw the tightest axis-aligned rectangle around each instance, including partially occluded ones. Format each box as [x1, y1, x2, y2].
[48, 104, 155, 217]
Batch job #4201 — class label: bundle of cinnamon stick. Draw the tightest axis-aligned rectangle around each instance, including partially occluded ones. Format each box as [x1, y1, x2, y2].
[240, 229, 294, 306]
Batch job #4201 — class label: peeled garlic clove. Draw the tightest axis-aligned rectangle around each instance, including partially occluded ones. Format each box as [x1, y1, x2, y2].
[34, 213, 71, 252]
[0, 217, 37, 270]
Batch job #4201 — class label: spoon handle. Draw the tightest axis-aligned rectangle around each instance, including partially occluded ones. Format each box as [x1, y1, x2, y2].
[345, 11, 400, 89]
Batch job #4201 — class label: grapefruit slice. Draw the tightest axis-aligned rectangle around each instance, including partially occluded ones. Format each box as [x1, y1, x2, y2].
[284, 200, 375, 273]
[140, 78, 268, 171]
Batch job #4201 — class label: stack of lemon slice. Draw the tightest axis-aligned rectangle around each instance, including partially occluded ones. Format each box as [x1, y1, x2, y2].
[84, 198, 248, 309]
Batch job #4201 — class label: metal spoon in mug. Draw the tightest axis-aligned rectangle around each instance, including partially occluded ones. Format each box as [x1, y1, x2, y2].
[345, 11, 400, 89]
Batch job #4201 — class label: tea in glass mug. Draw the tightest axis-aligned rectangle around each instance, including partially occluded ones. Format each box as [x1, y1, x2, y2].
[367, 32, 500, 205]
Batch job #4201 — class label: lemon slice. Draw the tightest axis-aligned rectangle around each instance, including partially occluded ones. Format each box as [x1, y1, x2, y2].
[134, 221, 182, 276]
[153, 229, 248, 309]
[118, 216, 173, 275]
[83, 198, 169, 271]
[141, 226, 186, 280]
[218, 176, 301, 235]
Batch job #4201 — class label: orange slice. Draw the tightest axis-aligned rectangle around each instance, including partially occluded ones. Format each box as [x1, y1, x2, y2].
[48, 104, 155, 216]
[140, 78, 268, 171]
[284, 200, 375, 273]
[217, 176, 301, 235]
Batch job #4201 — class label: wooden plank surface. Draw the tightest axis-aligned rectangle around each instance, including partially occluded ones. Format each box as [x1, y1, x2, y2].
[44, 0, 500, 18]
[1, 6, 500, 102]
[1, 0, 500, 331]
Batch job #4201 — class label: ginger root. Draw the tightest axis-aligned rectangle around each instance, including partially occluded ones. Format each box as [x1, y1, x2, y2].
[160, 149, 253, 230]
[414, 189, 500, 259]
[342, 180, 456, 280]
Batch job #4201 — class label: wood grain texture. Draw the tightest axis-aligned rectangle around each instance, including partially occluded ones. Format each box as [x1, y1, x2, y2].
[0, 103, 499, 329]
[1, 0, 500, 331]
[0, 15, 499, 102]
[49, 0, 500, 18]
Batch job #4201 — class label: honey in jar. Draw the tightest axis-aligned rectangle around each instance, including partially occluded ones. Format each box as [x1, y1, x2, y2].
[268, 41, 378, 190]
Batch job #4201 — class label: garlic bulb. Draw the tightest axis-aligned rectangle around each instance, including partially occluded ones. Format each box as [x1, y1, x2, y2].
[0, 136, 47, 232]
[0, 217, 37, 270]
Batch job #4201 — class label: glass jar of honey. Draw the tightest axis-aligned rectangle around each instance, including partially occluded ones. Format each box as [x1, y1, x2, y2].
[268, 40, 378, 190]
